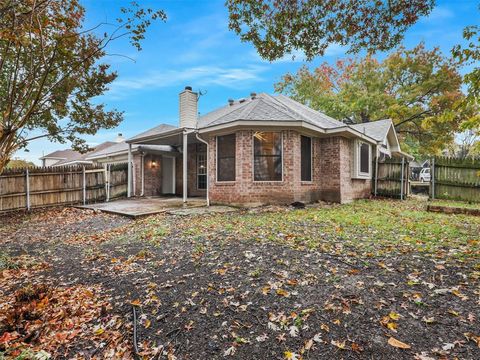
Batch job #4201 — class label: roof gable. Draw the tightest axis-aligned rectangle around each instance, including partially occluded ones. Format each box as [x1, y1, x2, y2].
[198, 93, 345, 130]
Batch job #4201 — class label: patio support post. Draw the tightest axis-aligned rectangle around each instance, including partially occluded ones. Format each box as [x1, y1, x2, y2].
[141, 153, 145, 197]
[127, 143, 132, 197]
[183, 131, 188, 203]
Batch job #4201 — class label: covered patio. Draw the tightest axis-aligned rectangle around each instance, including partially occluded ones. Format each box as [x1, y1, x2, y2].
[126, 126, 210, 205]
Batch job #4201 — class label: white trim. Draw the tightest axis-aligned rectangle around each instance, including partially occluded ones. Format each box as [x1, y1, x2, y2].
[252, 131, 284, 183]
[198, 120, 379, 145]
[161, 155, 176, 194]
[196, 151, 207, 190]
[352, 139, 372, 179]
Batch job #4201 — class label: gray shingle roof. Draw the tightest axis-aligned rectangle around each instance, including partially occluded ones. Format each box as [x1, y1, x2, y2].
[350, 119, 393, 142]
[197, 93, 345, 130]
[39, 149, 78, 160]
[128, 123, 178, 142]
[53, 142, 116, 166]
[86, 141, 175, 159]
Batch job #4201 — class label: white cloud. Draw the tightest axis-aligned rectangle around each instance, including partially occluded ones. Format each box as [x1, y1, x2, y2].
[251, 43, 347, 64]
[107, 65, 267, 98]
[421, 6, 454, 23]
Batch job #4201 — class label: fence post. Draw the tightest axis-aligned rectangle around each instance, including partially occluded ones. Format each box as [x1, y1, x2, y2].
[431, 157, 435, 200]
[400, 157, 405, 200]
[106, 164, 111, 202]
[25, 168, 30, 210]
[82, 166, 86, 205]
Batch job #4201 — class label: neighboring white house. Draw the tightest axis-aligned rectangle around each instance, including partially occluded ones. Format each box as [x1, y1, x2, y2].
[39, 134, 125, 167]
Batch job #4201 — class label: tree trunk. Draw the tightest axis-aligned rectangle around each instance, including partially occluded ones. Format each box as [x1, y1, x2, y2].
[0, 132, 18, 173]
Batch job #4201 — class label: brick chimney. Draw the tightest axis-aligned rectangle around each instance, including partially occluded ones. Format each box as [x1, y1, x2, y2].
[179, 86, 198, 129]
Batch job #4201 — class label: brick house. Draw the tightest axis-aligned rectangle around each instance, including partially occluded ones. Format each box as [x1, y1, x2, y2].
[107, 87, 409, 205]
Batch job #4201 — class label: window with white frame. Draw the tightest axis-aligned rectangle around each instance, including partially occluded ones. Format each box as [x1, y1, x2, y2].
[354, 140, 371, 178]
[197, 152, 207, 189]
[253, 131, 282, 181]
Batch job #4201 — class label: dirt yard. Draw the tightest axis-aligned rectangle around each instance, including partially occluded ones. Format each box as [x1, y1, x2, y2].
[1, 199, 479, 359]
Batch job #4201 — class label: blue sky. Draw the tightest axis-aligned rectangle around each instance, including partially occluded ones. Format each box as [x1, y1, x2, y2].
[16, 0, 479, 164]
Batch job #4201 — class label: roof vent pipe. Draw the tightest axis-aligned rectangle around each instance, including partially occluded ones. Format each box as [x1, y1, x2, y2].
[250, 92, 257, 99]
[228, 99, 234, 106]
[239, 98, 246, 103]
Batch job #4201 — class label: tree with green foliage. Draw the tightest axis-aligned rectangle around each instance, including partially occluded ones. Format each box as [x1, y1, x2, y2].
[275, 44, 475, 155]
[5, 157, 35, 168]
[228, 0, 480, 108]
[227, 0, 435, 61]
[0, 0, 166, 172]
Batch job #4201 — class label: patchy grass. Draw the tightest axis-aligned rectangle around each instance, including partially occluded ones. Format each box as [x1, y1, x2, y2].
[179, 199, 479, 262]
[1, 199, 479, 359]
[429, 199, 480, 210]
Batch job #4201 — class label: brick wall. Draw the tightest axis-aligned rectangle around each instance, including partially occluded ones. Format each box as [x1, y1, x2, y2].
[207, 130, 371, 205]
[174, 144, 206, 197]
[132, 153, 163, 196]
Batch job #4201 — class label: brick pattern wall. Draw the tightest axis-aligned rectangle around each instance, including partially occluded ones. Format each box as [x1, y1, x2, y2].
[207, 130, 371, 205]
[132, 154, 163, 196]
[175, 144, 206, 197]
[339, 137, 372, 202]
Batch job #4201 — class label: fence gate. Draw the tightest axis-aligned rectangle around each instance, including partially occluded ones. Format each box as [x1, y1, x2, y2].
[373, 157, 409, 199]
[430, 156, 480, 202]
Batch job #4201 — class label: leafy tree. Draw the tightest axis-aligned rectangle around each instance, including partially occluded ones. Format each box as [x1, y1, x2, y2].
[5, 157, 35, 168]
[228, 0, 480, 109]
[275, 44, 473, 155]
[0, 0, 166, 171]
[227, 0, 435, 61]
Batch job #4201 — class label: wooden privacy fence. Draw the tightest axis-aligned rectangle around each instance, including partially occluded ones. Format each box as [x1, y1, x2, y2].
[373, 157, 409, 199]
[431, 156, 480, 202]
[0, 163, 128, 212]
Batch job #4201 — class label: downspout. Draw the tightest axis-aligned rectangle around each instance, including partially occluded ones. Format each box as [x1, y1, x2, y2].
[195, 132, 210, 206]
[374, 145, 379, 197]
[141, 152, 145, 197]
[127, 144, 132, 197]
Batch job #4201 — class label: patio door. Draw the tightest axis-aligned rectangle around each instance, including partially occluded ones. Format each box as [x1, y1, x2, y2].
[162, 156, 175, 195]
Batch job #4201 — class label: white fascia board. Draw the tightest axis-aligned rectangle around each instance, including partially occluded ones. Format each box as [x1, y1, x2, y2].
[326, 126, 379, 144]
[198, 120, 327, 135]
[126, 128, 184, 144]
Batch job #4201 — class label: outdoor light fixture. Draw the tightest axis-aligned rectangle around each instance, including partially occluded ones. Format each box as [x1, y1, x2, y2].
[151, 160, 157, 168]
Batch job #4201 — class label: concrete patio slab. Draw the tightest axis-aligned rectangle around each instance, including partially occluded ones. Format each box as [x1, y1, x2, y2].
[77, 197, 207, 218]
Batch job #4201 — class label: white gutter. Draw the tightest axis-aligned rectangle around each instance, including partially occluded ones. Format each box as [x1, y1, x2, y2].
[141, 152, 145, 196]
[195, 132, 210, 206]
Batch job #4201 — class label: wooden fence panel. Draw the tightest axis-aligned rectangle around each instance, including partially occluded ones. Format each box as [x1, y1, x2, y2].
[0, 164, 128, 212]
[374, 158, 409, 199]
[433, 157, 480, 202]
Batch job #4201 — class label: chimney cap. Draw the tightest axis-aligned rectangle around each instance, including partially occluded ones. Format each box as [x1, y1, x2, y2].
[228, 99, 234, 106]
[184, 86, 192, 91]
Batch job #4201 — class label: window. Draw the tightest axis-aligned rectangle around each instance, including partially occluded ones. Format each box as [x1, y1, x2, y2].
[197, 153, 207, 190]
[354, 140, 371, 178]
[360, 143, 370, 174]
[217, 134, 236, 181]
[301, 136, 312, 181]
[254, 132, 282, 181]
